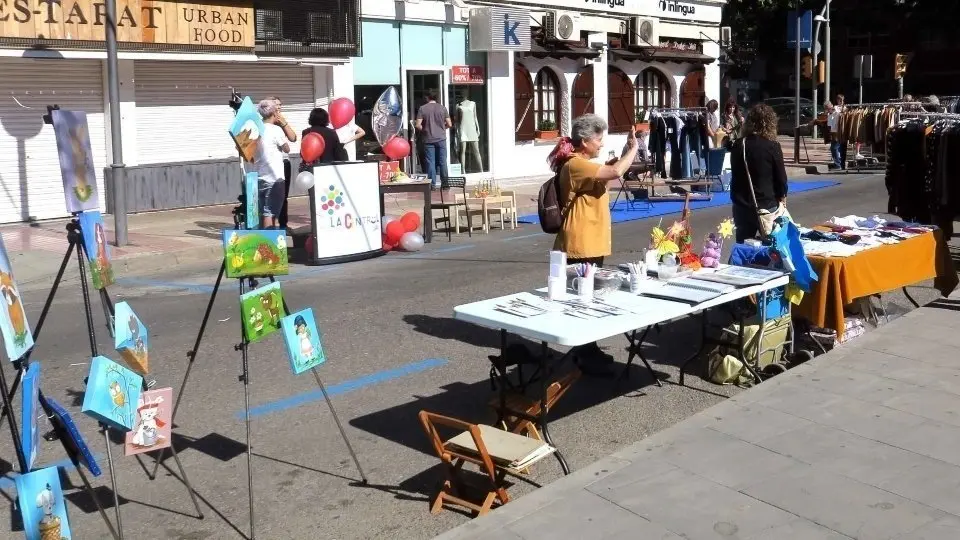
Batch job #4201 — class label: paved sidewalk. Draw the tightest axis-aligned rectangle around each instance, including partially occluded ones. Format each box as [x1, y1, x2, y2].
[437, 290, 960, 540]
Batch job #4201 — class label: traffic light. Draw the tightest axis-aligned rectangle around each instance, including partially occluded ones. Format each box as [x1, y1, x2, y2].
[817, 60, 825, 84]
[895, 54, 908, 79]
[802, 55, 813, 79]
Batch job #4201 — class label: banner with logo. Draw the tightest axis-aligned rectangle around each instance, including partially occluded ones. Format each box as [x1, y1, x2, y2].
[311, 162, 382, 260]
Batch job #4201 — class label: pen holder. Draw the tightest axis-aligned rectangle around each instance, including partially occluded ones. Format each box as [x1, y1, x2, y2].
[571, 275, 595, 299]
[629, 273, 644, 293]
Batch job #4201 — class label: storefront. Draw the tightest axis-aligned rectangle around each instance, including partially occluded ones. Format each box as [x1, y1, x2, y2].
[0, 0, 359, 224]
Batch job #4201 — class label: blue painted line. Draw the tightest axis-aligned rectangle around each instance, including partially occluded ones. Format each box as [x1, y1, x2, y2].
[238, 358, 448, 419]
[0, 454, 103, 490]
[116, 277, 215, 294]
[502, 232, 546, 242]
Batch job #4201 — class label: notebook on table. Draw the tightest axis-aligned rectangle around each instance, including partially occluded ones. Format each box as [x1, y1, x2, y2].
[640, 277, 735, 305]
[689, 266, 787, 287]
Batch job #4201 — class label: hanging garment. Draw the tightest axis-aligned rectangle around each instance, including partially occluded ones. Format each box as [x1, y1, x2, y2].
[648, 115, 668, 178]
[667, 116, 682, 179]
[457, 100, 480, 142]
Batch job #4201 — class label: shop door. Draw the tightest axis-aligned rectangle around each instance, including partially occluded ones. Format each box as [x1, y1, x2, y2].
[405, 70, 447, 176]
[680, 70, 706, 108]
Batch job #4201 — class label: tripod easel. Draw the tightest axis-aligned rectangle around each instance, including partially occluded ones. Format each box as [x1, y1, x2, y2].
[147, 202, 368, 540]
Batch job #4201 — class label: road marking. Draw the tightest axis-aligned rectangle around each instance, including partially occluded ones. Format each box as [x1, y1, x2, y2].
[502, 232, 546, 241]
[238, 358, 448, 419]
[0, 454, 103, 490]
[116, 277, 215, 294]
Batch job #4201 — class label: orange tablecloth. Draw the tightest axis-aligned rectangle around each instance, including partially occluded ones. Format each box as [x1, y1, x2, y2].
[796, 230, 958, 337]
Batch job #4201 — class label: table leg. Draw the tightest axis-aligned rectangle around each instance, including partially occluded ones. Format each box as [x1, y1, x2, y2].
[496, 330, 508, 426]
[620, 328, 661, 386]
[423, 186, 433, 243]
[540, 341, 570, 475]
[902, 287, 920, 309]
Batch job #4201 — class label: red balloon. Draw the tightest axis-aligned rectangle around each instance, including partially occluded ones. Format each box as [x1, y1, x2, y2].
[385, 220, 406, 245]
[401, 212, 420, 233]
[300, 132, 325, 163]
[382, 234, 395, 251]
[382, 136, 411, 160]
[329, 97, 356, 129]
[305, 236, 315, 259]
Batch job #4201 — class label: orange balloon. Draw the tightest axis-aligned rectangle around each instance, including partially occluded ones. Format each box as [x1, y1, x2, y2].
[300, 132, 326, 163]
[401, 212, 420, 233]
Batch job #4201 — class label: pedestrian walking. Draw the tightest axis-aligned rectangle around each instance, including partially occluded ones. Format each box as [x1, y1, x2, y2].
[415, 91, 452, 190]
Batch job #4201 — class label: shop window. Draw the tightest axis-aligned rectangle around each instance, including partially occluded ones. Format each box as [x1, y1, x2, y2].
[634, 68, 671, 118]
[533, 69, 561, 133]
[572, 67, 594, 119]
[607, 67, 635, 133]
[515, 63, 536, 142]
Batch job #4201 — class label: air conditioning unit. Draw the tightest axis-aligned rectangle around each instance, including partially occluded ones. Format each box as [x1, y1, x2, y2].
[544, 10, 580, 42]
[630, 17, 658, 47]
[720, 26, 732, 47]
[255, 9, 283, 41]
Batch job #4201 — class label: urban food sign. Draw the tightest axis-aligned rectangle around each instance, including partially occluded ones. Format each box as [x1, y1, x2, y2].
[0, 0, 254, 47]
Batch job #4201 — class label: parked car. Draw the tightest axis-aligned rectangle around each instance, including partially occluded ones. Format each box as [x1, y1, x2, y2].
[763, 97, 814, 134]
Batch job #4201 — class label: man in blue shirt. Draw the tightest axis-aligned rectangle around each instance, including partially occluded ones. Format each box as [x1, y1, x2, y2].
[415, 91, 452, 189]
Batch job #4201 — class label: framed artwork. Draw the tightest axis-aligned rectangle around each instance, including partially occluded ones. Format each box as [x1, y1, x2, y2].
[21, 362, 40, 471]
[52, 109, 100, 214]
[0, 235, 34, 362]
[40, 394, 101, 477]
[239, 282, 286, 343]
[124, 387, 173, 457]
[229, 97, 265, 164]
[114, 301, 148, 375]
[81, 355, 143, 432]
[221, 229, 288, 279]
[14, 466, 73, 540]
[244, 171, 260, 230]
[78, 211, 115, 290]
[280, 308, 326, 375]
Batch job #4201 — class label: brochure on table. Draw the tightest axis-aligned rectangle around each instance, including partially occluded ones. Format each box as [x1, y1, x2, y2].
[309, 162, 384, 263]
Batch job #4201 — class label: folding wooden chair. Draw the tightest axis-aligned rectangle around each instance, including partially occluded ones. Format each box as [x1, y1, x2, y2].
[488, 369, 581, 441]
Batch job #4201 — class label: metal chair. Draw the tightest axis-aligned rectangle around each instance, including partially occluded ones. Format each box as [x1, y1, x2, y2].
[431, 176, 473, 241]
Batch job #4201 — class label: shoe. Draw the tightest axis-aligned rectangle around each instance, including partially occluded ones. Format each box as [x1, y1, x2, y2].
[855, 153, 865, 160]
[577, 343, 615, 364]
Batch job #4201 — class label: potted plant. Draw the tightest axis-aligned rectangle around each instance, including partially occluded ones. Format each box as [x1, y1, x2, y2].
[535, 120, 559, 140]
[634, 111, 650, 134]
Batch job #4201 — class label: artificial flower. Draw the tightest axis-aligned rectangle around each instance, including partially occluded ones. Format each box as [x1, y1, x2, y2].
[718, 218, 735, 239]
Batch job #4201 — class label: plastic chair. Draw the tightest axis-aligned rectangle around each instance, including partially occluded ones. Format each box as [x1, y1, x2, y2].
[704, 148, 728, 192]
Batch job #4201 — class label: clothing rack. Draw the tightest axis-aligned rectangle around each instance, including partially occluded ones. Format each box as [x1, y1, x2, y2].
[649, 107, 707, 112]
[899, 111, 960, 120]
[844, 102, 922, 108]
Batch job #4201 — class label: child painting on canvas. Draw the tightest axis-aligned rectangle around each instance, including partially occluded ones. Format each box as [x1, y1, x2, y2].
[295, 315, 314, 364]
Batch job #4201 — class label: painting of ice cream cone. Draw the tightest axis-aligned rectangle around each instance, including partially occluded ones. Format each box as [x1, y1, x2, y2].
[52, 109, 100, 214]
[14, 466, 73, 540]
[0, 235, 34, 363]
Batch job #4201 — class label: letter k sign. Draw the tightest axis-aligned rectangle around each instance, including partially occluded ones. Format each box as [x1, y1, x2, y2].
[503, 14, 520, 45]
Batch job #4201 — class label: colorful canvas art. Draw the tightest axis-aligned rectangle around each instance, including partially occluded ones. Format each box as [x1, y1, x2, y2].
[52, 109, 100, 214]
[14, 466, 73, 540]
[280, 308, 326, 375]
[114, 301, 148, 375]
[81, 355, 143, 432]
[244, 171, 260, 229]
[78, 211, 115, 289]
[21, 362, 40, 470]
[229, 97, 266, 163]
[222, 229, 288, 279]
[40, 395, 101, 476]
[239, 282, 286, 343]
[0, 235, 34, 362]
[124, 387, 173, 457]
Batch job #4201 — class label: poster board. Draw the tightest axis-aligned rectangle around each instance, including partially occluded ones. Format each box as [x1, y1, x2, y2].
[310, 162, 384, 263]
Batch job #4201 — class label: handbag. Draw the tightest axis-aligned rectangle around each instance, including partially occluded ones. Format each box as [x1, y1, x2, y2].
[742, 141, 791, 236]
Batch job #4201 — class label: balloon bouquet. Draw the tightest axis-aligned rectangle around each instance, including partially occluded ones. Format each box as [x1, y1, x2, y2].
[293, 97, 361, 193]
[371, 87, 422, 251]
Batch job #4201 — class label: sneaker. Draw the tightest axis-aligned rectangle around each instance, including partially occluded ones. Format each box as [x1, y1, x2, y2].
[855, 153, 865, 160]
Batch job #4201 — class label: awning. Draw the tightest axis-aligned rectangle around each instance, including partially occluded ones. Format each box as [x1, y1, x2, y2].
[523, 42, 601, 60]
[609, 47, 715, 65]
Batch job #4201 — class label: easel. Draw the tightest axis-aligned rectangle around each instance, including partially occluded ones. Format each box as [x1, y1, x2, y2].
[147, 194, 368, 540]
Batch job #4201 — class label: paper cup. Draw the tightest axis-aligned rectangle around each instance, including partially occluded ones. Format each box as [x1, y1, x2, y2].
[547, 276, 566, 300]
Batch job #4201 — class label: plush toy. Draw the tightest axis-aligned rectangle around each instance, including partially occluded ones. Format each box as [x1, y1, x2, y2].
[700, 233, 722, 268]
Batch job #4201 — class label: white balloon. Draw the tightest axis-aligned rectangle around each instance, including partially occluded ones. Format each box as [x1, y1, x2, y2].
[399, 231, 424, 252]
[294, 171, 315, 192]
[381, 215, 398, 234]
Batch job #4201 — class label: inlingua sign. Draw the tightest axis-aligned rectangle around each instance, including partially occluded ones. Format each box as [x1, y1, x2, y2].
[659, 0, 696, 17]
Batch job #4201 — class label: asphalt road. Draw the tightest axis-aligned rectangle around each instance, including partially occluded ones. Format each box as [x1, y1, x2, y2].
[1, 173, 951, 540]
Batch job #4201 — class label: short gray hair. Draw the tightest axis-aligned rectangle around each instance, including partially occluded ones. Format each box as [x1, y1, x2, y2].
[571, 114, 607, 146]
[258, 99, 278, 118]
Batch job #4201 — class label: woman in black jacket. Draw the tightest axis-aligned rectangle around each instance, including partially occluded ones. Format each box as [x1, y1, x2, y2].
[729, 104, 789, 243]
[301, 108, 348, 169]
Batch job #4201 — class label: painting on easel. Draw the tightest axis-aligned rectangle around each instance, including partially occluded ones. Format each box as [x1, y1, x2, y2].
[222, 229, 288, 278]
[81, 355, 143, 432]
[41, 395, 101, 476]
[114, 301, 149, 375]
[281, 308, 326, 375]
[52, 109, 100, 214]
[78, 211, 115, 290]
[239, 281, 287, 343]
[0, 235, 34, 362]
[124, 387, 173, 456]
[21, 362, 41, 470]
[14, 466, 73, 540]
[244, 171, 260, 230]
[229, 97, 265, 164]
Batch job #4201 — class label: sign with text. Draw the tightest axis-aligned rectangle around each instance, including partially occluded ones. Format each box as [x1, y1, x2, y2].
[469, 6, 530, 52]
[451, 65, 485, 85]
[0, 0, 254, 48]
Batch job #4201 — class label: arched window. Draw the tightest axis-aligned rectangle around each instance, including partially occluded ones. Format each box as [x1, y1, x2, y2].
[572, 67, 594, 119]
[533, 68, 561, 132]
[514, 63, 535, 142]
[635, 68, 671, 118]
[607, 67, 635, 133]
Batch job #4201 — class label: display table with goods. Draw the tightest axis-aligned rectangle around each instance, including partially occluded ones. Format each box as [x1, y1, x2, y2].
[378, 175, 433, 243]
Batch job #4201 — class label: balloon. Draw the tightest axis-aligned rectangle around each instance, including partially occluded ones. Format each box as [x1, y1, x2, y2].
[300, 132, 325, 163]
[399, 231, 425, 252]
[329, 97, 356, 129]
[382, 136, 411, 160]
[305, 236, 315, 259]
[400, 212, 420, 233]
[372, 86, 403, 146]
[294, 171, 315, 192]
[381, 215, 398, 234]
[385, 220, 406, 245]
[381, 234, 395, 251]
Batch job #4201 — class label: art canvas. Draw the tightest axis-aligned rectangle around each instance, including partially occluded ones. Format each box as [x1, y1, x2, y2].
[14, 466, 73, 540]
[280, 308, 326, 375]
[40, 395, 101, 477]
[52, 109, 100, 214]
[239, 282, 286, 343]
[124, 387, 173, 456]
[229, 96, 265, 163]
[244, 171, 260, 229]
[0, 235, 34, 362]
[114, 301, 149, 375]
[78, 211, 115, 290]
[21, 362, 41, 471]
[222, 229, 288, 279]
[81, 355, 143, 432]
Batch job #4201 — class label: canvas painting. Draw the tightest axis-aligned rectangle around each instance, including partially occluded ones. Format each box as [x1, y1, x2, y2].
[14, 466, 73, 540]
[222, 229, 288, 279]
[114, 301, 148, 375]
[81, 355, 143, 432]
[229, 97, 265, 164]
[40, 395, 101, 477]
[239, 282, 286, 343]
[78, 211, 115, 290]
[280, 309, 326, 375]
[21, 362, 40, 470]
[244, 171, 260, 230]
[52, 109, 100, 214]
[0, 235, 34, 362]
[124, 387, 173, 457]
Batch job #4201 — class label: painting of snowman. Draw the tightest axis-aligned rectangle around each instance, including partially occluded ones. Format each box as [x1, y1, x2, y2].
[124, 387, 173, 457]
[280, 308, 326, 375]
